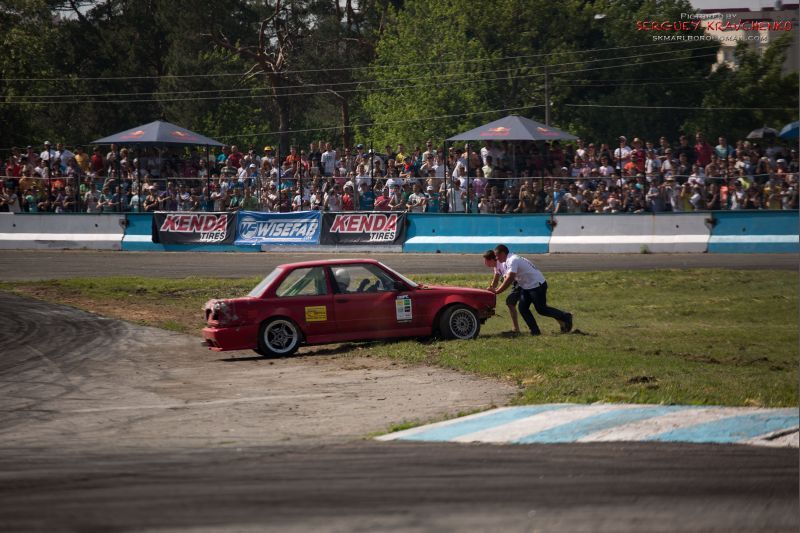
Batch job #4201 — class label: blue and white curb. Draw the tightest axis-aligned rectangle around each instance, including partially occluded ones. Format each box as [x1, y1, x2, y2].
[376, 404, 799, 447]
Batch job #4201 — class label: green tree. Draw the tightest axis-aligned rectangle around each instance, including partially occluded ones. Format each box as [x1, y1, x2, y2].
[682, 33, 798, 142]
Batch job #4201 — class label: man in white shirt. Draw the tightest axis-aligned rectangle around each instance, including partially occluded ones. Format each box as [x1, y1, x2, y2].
[483, 249, 521, 335]
[490, 244, 572, 336]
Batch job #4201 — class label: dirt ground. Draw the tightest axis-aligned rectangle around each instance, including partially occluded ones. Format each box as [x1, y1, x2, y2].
[1, 292, 517, 451]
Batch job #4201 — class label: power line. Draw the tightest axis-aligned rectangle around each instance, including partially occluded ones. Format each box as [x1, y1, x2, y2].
[6, 44, 720, 100]
[565, 104, 795, 110]
[1, 39, 716, 83]
[1, 52, 719, 105]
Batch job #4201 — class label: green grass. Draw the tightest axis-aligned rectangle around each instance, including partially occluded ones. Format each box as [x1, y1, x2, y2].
[2, 269, 797, 407]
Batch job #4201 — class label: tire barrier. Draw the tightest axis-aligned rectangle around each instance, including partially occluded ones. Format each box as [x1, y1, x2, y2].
[707, 211, 799, 254]
[0, 213, 124, 250]
[403, 213, 552, 254]
[549, 213, 711, 254]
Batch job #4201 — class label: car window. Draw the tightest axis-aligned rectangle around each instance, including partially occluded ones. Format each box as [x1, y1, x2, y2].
[275, 267, 328, 297]
[331, 264, 397, 294]
[247, 267, 283, 297]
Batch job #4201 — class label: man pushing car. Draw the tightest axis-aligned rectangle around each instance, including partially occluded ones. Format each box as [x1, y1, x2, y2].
[484, 244, 572, 336]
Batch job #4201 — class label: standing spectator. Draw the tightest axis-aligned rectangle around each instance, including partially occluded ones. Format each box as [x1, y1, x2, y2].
[320, 142, 337, 177]
[90, 147, 105, 176]
[674, 135, 694, 167]
[324, 183, 343, 212]
[694, 132, 713, 167]
[84, 183, 100, 213]
[613, 136, 632, 175]
[715, 136, 734, 160]
[74, 146, 90, 173]
[406, 183, 427, 212]
[358, 182, 375, 211]
[227, 145, 243, 170]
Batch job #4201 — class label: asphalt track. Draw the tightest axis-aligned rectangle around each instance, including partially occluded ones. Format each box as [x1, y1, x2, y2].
[0, 250, 797, 279]
[0, 251, 798, 532]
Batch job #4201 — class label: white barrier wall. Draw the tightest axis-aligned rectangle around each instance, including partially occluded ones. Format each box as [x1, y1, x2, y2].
[549, 214, 711, 253]
[0, 213, 125, 250]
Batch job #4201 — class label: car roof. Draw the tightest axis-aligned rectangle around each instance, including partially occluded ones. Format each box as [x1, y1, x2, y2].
[276, 258, 384, 270]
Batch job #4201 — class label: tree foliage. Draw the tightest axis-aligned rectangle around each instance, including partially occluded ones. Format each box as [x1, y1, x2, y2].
[0, 0, 796, 153]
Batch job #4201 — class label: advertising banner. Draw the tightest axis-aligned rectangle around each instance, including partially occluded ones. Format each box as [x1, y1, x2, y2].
[152, 212, 236, 244]
[235, 211, 321, 245]
[320, 212, 406, 245]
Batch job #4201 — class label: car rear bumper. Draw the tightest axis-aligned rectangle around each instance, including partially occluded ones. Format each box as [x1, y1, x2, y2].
[202, 324, 260, 351]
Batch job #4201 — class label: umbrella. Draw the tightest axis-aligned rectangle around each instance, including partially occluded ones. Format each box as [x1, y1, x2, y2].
[779, 121, 799, 140]
[746, 126, 779, 140]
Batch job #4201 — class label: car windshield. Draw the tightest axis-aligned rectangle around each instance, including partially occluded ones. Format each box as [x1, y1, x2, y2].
[379, 262, 418, 288]
[247, 267, 283, 297]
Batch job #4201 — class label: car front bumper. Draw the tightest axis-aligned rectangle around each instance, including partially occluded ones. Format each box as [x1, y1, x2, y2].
[202, 324, 260, 351]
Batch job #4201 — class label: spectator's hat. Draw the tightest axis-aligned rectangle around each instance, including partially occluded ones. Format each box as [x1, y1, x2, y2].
[560, 166, 568, 171]
[426, 185, 434, 191]
[263, 145, 273, 152]
[356, 144, 364, 149]
[44, 141, 50, 145]
[618, 136, 627, 142]
[249, 163, 257, 168]
[777, 158, 787, 165]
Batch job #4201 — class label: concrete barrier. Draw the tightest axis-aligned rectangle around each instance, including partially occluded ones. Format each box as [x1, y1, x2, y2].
[403, 213, 551, 253]
[707, 211, 799, 254]
[0, 213, 125, 250]
[548, 213, 711, 253]
[123, 213, 258, 252]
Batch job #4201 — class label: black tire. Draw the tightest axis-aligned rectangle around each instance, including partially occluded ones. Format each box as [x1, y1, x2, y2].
[439, 305, 480, 340]
[256, 318, 301, 357]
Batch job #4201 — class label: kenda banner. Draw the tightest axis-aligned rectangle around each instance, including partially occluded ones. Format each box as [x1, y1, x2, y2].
[235, 210, 321, 245]
[152, 212, 236, 244]
[320, 212, 407, 245]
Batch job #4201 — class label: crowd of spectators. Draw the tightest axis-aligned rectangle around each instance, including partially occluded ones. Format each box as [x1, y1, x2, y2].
[1, 132, 797, 214]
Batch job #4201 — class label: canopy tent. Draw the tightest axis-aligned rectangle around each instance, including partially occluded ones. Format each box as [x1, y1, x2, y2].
[91, 120, 224, 212]
[444, 115, 577, 213]
[447, 114, 578, 142]
[779, 121, 799, 140]
[91, 119, 224, 146]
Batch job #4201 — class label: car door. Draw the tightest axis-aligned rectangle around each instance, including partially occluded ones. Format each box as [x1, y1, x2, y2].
[271, 266, 335, 340]
[329, 263, 413, 338]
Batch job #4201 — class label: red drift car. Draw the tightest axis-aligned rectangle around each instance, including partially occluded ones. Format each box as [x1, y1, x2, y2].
[203, 259, 495, 357]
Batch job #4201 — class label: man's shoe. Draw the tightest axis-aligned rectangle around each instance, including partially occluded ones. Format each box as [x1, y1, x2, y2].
[531, 331, 541, 336]
[562, 313, 573, 333]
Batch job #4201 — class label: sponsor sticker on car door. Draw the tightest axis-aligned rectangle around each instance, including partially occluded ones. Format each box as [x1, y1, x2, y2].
[395, 295, 412, 322]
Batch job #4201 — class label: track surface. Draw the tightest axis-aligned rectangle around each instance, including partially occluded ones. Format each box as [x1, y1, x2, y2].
[0, 252, 797, 531]
[0, 250, 796, 280]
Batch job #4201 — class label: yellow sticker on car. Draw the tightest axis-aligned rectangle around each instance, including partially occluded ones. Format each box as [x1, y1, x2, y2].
[305, 305, 327, 322]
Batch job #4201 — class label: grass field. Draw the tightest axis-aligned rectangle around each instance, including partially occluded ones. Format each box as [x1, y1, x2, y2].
[2, 269, 797, 407]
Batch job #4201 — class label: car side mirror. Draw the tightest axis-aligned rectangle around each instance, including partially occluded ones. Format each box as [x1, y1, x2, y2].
[391, 280, 406, 291]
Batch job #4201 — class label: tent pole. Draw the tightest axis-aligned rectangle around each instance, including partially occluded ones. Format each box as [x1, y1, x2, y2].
[439, 139, 450, 212]
[205, 144, 210, 211]
[465, 143, 470, 213]
[137, 147, 142, 213]
[277, 141, 282, 213]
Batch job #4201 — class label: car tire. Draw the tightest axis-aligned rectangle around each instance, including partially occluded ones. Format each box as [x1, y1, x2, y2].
[257, 318, 301, 357]
[439, 305, 480, 340]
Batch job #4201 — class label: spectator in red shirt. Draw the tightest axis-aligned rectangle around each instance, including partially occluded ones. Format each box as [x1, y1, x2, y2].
[227, 145, 243, 169]
[341, 183, 355, 211]
[630, 138, 646, 174]
[90, 147, 105, 176]
[694, 132, 713, 167]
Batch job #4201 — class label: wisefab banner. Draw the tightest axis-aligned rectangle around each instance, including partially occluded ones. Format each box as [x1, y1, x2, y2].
[235, 211, 321, 245]
[152, 212, 236, 244]
[320, 212, 406, 245]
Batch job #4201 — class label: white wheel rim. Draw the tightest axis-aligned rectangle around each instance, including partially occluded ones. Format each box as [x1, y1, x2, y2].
[264, 320, 298, 353]
[449, 309, 477, 339]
